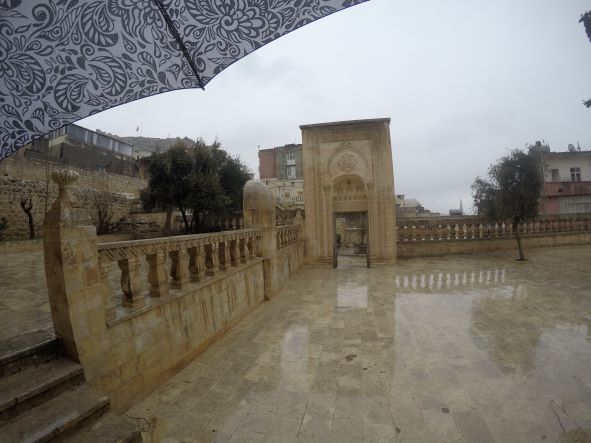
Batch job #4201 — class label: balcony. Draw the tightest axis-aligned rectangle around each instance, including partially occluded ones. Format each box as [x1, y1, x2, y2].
[544, 180, 591, 197]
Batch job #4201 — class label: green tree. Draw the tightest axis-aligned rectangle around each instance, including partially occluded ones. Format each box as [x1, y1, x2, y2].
[471, 143, 545, 261]
[141, 150, 175, 235]
[141, 139, 251, 235]
[580, 11, 591, 107]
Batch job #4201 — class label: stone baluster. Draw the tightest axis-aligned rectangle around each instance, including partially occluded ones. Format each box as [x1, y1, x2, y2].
[188, 247, 199, 282]
[205, 241, 220, 276]
[231, 238, 240, 266]
[118, 257, 144, 308]
[244, 234, 257, 260]
[169, 249, 190, 289]
[146, 251, 168, 298]
[196, 243, 206, 280]
[454, 224, 459, 240]
[217, 239, 231, 271]
[241, 237, 249, 262]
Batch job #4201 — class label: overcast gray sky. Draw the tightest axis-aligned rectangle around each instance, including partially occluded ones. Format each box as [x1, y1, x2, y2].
[78, 0, 591, 215]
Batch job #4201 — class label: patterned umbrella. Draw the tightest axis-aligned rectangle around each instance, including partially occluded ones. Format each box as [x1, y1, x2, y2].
[0, 0, 367, 161]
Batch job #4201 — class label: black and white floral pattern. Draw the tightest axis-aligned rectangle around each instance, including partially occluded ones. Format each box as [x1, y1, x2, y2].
[0, 0, 367, 161]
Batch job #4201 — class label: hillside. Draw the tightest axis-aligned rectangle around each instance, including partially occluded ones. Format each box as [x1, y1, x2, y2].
[95, 130, 193, 156]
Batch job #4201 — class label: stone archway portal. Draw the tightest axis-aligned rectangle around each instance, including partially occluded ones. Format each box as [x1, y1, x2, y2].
[301, 119, 397, 266]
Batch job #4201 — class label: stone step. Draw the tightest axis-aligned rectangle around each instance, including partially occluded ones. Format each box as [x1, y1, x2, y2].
[0, 333, 59, 378]
[0, 357, 84, 422]
[0, 385, 110, 443]
[61, 412, 143, 443]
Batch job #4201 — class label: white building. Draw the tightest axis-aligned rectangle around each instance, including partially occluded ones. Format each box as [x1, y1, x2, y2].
[542, 148, 591, 214]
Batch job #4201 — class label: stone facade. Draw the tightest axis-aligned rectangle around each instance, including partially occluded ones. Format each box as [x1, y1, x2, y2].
[0, 155, 146, 239]
[301, 119, 396, 265]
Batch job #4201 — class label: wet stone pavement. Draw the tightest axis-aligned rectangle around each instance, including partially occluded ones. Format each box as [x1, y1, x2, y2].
[0, 249, 52, 352]
[127, 246, 591, 443]
[1, 246, 591, 442]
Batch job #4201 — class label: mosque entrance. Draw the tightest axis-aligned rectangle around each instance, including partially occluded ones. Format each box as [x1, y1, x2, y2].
[333, 211, 369, 268]
[301, 119, 397, 265]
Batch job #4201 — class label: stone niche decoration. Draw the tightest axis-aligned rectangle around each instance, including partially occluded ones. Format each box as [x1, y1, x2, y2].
[300, 119, 397, 265]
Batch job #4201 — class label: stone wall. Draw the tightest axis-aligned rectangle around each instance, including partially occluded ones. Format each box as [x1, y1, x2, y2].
[0, 155, 146, 239]
[92, 260, 266, 411]
[396, 216, 591, 258]
[397, 232, 591, 258]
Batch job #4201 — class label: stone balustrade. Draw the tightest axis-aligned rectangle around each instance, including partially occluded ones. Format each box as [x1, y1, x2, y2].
[396, 216, 591, 242]
[97, 229, 261, 310]
[275, 224, 302, 250]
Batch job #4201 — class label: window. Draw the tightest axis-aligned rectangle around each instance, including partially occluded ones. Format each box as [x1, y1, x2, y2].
[286, 165, 296, 179]
[286, 152, 296, 161]
[570, 167, 581, 182]
[551, 169, 559, 181]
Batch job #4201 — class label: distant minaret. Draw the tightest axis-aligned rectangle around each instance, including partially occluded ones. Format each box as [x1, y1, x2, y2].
[460, 199, 463, 214]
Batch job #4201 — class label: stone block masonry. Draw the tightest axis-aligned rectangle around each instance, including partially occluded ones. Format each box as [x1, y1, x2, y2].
[42, 175, 305, 411]
[0, 155, 146, 239]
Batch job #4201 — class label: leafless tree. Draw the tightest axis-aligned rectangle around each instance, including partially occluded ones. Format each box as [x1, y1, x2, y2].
[94, 193, 113, 235]
[20, 194, 35, 239]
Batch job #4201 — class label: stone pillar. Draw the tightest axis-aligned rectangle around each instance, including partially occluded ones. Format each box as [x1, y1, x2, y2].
[243, 180, 277, 299]
[43, 169, 105, 361]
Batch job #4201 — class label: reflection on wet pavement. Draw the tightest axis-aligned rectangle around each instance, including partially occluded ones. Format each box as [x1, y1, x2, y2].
[126, 246, 591, 442]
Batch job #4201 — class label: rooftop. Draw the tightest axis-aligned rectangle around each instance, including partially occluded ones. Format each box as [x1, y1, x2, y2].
[2, 245, 590, 442]
[300, 118, 391, 130]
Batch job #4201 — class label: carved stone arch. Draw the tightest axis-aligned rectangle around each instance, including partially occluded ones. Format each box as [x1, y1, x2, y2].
[327, 142, 370, 181]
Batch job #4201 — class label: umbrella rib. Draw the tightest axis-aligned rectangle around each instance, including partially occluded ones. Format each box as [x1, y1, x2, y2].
[152, 0, 205, 90]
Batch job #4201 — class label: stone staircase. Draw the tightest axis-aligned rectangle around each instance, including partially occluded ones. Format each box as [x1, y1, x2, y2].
[0, 336, 142, 443]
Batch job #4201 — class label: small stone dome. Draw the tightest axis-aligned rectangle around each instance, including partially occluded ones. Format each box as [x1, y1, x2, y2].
[243, 180, 275, 228]
[243, 180, 274, 210]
